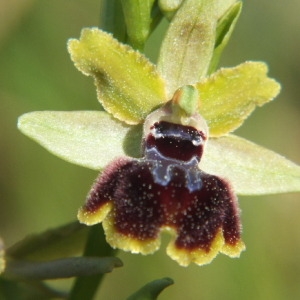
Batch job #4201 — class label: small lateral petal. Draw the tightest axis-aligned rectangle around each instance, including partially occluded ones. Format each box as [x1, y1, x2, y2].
[68, 28, 167, 124]
[196, 61, 281, 136]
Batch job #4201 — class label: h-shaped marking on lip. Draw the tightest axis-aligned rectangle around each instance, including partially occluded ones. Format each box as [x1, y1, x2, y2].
[145, 147, 203, 193]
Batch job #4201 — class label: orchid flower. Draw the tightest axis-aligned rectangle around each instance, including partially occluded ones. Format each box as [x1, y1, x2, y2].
[17, 0, 300, 267]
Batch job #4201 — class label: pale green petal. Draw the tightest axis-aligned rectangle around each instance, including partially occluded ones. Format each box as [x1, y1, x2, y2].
[196, 61, 281, 137]
[201, 134, 300, 195]
[68, 28, 167, 124]
[18, 111, 142, 170]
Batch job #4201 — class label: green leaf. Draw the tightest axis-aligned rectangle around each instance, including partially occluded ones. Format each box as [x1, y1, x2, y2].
[208, 1, 242, 74]
[126, 277, 174, 300]
[201, 134, 300, 195]
[7, 222, 88, 261]
[157, 0, 217, 97]
[4, 257, 122, 280]
[18, 111, 142, 170]
[196, 61, 281, 137]
[68, 28, 167, 124]
[121, 0, 163, 50]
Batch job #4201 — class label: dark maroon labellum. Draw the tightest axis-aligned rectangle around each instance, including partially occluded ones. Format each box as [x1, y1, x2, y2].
[79, 114, 244, 266]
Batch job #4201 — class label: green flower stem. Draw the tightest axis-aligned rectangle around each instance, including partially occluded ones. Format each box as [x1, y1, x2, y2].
[69, 224, 118, 300]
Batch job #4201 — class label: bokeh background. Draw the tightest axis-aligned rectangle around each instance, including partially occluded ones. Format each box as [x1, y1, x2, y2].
[1, 0, 299, 299]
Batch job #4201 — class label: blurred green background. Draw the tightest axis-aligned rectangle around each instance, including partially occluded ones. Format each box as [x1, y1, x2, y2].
[0, 0, 299, 299]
